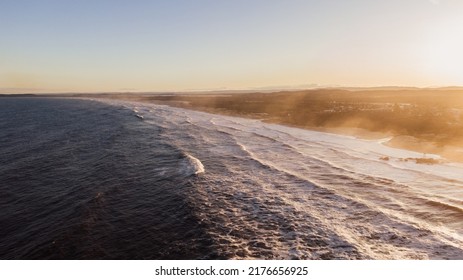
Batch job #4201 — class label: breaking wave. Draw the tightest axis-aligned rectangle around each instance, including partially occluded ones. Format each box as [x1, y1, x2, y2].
[179, 153, 205, 176]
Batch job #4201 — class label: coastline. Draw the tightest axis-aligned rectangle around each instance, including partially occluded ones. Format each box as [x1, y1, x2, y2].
[88, 95, 463, 259]
[8, 95, 459, 260]
[297, 126, 463, 163]
[88, 95, 463, 164]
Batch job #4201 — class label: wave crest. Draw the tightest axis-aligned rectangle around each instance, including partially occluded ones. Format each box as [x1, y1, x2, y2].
[180, 153, 205, 176]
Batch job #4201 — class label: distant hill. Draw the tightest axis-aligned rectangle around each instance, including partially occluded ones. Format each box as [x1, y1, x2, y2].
[0, 94, 37, 97]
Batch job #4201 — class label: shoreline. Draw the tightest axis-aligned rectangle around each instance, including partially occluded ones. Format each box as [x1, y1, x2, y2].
[87, 95, 463, 164]
[292, 125, 463, 163]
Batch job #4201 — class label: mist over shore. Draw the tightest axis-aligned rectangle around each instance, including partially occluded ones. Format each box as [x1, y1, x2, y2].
[26, 88, 463, 162]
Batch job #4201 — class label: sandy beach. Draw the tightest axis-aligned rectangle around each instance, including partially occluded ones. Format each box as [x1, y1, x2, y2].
[80, 90, 463, 164]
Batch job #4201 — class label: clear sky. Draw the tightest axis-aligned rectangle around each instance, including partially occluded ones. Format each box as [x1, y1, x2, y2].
[1, 0, 463, 93]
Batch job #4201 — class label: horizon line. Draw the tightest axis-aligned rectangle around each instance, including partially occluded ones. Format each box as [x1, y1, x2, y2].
[3, 85, 463, 95]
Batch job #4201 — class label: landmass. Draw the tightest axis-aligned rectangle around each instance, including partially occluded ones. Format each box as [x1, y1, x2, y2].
[5, 88, 463, 162]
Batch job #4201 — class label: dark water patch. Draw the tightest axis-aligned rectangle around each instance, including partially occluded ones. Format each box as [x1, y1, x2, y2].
[0, 98, 216, 259]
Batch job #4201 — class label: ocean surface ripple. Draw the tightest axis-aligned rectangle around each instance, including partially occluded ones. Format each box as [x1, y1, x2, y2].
[1, 97, 462, 259]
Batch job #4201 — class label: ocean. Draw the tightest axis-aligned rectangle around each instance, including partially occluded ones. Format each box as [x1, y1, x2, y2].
[1, 97, 462, 259]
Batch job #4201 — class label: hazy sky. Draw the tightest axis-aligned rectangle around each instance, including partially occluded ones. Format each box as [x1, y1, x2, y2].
[1, 0, 463, 93]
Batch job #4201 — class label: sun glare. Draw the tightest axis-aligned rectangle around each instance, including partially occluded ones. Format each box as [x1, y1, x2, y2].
[423, 18, 463, 84]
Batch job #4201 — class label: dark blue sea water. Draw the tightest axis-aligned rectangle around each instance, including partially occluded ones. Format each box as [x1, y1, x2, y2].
[0, 98, 214, 259]
[1, 97, 463, 260]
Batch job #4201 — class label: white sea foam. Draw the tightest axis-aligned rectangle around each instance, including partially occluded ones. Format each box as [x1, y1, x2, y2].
[95, 98, 463, 259]
[180, 153, 205, 176]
